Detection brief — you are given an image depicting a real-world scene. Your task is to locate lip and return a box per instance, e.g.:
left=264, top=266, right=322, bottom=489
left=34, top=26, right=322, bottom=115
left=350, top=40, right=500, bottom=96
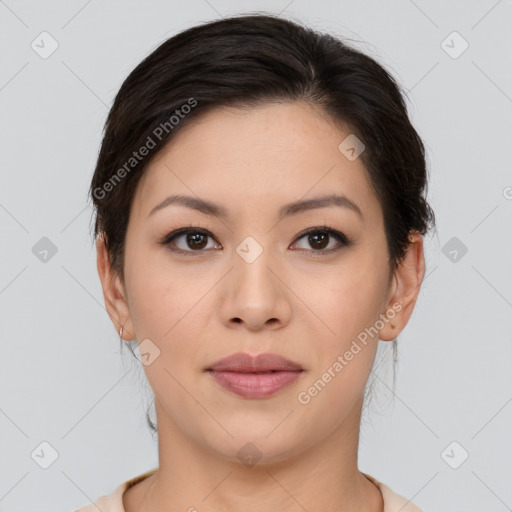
left=206, top=352, right=304, bottom=399
left=206, top=352, right=303, bottom=372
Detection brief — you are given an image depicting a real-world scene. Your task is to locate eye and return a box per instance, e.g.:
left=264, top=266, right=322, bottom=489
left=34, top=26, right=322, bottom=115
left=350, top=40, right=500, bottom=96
left=159, top=224, right=351, bottom=257
left=291, top=226, right=350, bottom=255
left=160, top=228, right=220, bottom=255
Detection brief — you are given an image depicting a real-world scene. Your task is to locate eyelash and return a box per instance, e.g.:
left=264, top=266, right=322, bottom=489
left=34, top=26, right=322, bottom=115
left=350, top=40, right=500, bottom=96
left=159, top=223, right=351, bottom=257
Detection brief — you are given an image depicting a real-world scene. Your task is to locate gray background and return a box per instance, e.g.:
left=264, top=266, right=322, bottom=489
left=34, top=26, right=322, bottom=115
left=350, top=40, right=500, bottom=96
left=1, top=0, right=511, bottom=510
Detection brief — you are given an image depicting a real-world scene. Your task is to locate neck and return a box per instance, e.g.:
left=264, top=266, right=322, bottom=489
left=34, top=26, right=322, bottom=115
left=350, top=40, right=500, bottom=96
left=125, top=397, right=383, bottom=512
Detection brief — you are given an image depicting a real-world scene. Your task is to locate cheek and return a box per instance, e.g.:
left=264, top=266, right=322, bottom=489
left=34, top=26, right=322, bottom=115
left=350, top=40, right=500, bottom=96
left=316, top=265, right=388, bottom=346
left=124, top=242, right=192, bottom=336
left=295, top=270, right=384, bottom=417
left=125, top=265, right=206, bottom=411
left=125, top=257, right=212, bottom=384
left=126, top=270, right=172, bottom=339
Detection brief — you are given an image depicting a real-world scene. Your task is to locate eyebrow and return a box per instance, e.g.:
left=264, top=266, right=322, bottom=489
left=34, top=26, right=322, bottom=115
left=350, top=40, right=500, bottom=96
left=148, top=193, right=363, bottom=220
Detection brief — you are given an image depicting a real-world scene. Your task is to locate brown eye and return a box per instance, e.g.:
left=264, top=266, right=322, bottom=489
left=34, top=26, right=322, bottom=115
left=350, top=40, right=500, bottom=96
left=308, top=231, right=329, bottom=250
left=161, top=228, right=219, bottom=254
left=185, top=232, right=209, bottom=250
left=291, top=227, right=350, bottom=254
left=160, top=226, right=350, bottom=257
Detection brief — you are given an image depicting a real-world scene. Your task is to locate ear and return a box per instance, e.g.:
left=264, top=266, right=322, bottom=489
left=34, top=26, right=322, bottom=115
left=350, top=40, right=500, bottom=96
left=379, top=231, right=425, bottom=342
left=96, top=233, right=135, bottom=340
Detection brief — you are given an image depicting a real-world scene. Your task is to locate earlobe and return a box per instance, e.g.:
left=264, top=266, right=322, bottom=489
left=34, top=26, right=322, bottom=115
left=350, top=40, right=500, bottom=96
left=96, top=233, right=135, bottom=340
left=379, top=231, right=425, bottom=342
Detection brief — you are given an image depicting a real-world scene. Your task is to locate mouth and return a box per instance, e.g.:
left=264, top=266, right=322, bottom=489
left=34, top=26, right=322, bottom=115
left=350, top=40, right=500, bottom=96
left=206, top=351, right=303, bottom=373
left=205, top=352, right=304, bottom=399
left=207, top=368, right=304, bottom=399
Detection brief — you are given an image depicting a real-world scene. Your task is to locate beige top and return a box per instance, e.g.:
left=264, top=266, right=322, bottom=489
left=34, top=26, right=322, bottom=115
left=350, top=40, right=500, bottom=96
left=75, top=468, right=423, bottom=512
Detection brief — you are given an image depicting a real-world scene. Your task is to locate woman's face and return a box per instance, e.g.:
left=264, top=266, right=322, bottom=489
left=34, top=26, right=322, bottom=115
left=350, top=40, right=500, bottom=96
left=99, top=101, right=423, bottom=464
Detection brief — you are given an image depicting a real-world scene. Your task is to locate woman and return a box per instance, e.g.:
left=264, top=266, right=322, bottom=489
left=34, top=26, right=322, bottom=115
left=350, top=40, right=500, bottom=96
left=78, top=13, right=435, bottom=512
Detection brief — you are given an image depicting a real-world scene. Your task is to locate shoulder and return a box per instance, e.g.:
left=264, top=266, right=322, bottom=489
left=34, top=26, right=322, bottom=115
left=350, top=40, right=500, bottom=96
left=74, top=481, right=128, bottom=512
left=362, top=473, right=424, bottom=512
left=74, top=468, right=158, bottom=512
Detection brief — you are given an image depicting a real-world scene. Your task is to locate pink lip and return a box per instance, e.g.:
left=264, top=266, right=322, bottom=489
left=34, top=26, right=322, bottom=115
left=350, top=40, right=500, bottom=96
left=206, top=352, right=304, bottom=399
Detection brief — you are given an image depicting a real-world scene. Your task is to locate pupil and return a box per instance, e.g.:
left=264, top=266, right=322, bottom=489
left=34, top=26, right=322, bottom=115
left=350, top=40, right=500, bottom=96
left=310, top=232, right=328, bottom=250
left=188, top=233, right=207, bottom=250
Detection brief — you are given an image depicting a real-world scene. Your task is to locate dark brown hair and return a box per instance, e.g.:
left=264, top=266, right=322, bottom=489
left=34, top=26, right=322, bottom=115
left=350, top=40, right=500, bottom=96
left=88, top=13, right=436, bottom=433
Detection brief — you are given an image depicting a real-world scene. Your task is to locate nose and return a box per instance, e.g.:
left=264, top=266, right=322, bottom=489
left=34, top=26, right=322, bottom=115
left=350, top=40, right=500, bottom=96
left=219, top=243, right=292, bottom=332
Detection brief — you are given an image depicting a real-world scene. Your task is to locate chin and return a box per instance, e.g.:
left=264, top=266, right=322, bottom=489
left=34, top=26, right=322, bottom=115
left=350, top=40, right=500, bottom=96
left=202, top=428, right=311, bottom=468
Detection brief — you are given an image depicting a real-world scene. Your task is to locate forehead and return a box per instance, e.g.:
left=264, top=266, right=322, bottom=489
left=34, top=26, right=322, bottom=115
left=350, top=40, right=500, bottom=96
left=132, top=102, right=382, bottom=224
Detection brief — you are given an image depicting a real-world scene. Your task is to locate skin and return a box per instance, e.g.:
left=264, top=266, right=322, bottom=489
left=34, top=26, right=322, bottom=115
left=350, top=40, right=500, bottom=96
left=97, top=101, right=425, bottom=512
